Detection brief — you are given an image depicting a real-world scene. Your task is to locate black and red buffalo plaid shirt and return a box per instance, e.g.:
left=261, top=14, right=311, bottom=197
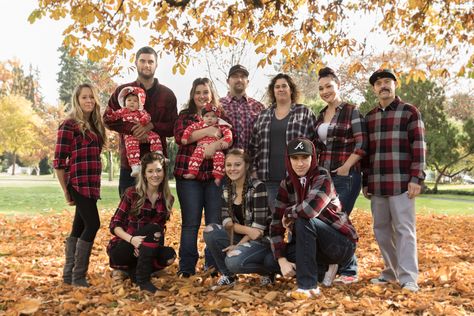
left=104, top=79, right=177, bottom=169
left=53, top=119, right=103, bottom=200
left=363, top=96, right=426, bottom=196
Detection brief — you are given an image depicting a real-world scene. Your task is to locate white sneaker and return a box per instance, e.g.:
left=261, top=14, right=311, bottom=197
left=322, top=264, right=338, bottom=287
left=287, top=287, right=321, bottom=299
left=402, top=282, right=419, bottom=292
left=130, top=165, right=141, bottom=177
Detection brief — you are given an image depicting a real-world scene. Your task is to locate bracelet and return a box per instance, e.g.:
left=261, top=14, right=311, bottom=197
left=129, top=236, right=134, bottom=244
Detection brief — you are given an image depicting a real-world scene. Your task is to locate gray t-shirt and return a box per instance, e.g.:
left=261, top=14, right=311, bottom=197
left=268, top=113, right=290, bottom=181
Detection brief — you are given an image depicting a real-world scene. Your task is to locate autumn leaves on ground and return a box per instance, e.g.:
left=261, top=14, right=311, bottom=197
left=1, top=210, right=473, bottom=315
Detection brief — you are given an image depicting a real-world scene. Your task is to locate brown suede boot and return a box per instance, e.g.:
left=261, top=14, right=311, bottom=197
left=63, top=236, right=77, bottom=284
left=72, top=239, right=93, bottom=287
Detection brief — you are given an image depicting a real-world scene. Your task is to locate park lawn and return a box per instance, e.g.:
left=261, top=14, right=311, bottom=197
left=0, top=179, right=180, bottom=215
left=354, top=193, right=474, bottom=216
left=0, top=177, right=472, bottom=215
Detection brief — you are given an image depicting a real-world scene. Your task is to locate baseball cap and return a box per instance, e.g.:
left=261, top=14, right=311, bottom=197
left=287, top=139, right=313, bottom=156
left=369, top=69, right=397, bottom=85
left=228, top=64, right=249, bottom=78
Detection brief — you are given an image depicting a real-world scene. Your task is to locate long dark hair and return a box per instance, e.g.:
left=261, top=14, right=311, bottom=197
left=318, top=67, right=340, bottom=84
left=267, top=73, right=299, bottom=104
left=183, top=77, right=220, bottom=114
left=131, top=152, right=173, bottom=216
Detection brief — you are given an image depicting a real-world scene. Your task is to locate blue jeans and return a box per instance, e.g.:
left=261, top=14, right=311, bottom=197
left=332, top=170, right=361, bottom=216
left=265, top=181, right=281, bottom=213
left=276, top=217, right=356, bottom=289
left=119, top=167, right=135, bottom=197
left=176, top=178, right=222, bottom=275
left=332, top=170, right=361, bottom=277
left=203, top=224, right=273, bottom=276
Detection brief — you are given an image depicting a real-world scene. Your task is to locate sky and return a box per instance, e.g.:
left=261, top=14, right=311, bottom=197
left=0, top=2, right=278, bottom=108
left=1, top=2, right=471, bottom=108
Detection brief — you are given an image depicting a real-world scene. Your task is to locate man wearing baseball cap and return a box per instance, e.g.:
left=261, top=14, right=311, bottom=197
left=268, top=138, right=358, bottom=299
left=220, top=64, right=264, bottom=152
left=363, top=68, right=426, bottom=292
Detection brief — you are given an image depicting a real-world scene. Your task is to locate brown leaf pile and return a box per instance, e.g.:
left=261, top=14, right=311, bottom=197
left=1, top=209, right=473, bottom=315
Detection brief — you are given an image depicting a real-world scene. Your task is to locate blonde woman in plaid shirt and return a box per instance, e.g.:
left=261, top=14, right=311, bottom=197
left=248, top=73, right=318, bottom=211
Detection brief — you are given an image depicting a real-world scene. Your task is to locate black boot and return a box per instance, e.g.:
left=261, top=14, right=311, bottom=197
left=63, top=237, right=77, bottom=284
left=72, top=239, right=93, bottom=287
left=135, top=244, right=158, bottom=293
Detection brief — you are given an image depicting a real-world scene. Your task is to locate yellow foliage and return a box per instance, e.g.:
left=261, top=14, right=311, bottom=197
left=28, top=0, right=473, bottom=78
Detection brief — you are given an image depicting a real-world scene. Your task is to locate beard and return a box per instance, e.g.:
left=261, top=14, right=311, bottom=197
left=138, top=69, right=155, bottom=80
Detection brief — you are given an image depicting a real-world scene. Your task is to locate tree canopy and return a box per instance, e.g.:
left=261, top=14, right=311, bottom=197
left=29, top=0, right=473, bottom=78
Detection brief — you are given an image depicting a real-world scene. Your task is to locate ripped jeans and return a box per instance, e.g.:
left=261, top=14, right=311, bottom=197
left=203, top=224, right=273, bottom=277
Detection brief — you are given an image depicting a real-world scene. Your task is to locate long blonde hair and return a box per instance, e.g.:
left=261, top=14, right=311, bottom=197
left=69, top=83, right=106, bottom=144
left=131, top=152, right=174, bottom=217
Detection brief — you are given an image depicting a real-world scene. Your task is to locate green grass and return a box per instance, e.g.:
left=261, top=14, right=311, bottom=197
left=0, top=175, right=472, bottom=215
left=0, top=174, right=178, bottom=215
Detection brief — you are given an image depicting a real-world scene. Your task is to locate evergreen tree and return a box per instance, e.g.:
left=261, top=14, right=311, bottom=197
left=57, top=46, right=87, bottom=110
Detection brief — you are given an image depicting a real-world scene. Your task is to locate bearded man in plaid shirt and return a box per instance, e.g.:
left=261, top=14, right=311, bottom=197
left=362, top=69, right=426, bottom=293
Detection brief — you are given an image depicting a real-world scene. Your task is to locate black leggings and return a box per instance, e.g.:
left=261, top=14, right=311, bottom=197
left=69, top=186, right=100, bottom=242
left=109, top=224, right=176, bottom=270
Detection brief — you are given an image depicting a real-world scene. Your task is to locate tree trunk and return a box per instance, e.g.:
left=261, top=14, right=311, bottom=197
left=108, top=151, right=113, bottom=181
left=11, top=152, right=16, bottom=175
left=433, top=172, right=444, bottom=193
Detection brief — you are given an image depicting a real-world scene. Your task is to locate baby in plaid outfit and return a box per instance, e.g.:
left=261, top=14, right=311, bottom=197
left=181, top=103, right=232, bottom=185
left=105, top=86, right=163, bottom=177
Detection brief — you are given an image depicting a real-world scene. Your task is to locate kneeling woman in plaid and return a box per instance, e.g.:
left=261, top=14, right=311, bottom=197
left=269, top=138, right=358, bottom=299
left=53, top=83, right=106, bottom=287
left=107, top=153, right=176, bottom=293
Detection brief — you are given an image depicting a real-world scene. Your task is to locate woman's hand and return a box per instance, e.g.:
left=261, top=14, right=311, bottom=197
left=130, top=235, right=146, bottom=256
left=278, top=257, right=296, bottom=277
left=332, top=165, right=350, bottom=176
left=64, top=190, right=75, bottom=206
left=205, top=126, right=222, bottom=138
left=247, top=227, right=263, bottom=240
left=222, top=244, right=237, bottom=253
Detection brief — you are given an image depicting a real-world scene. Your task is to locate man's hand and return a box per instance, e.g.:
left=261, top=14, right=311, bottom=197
left=203, top=142, right=218, bottom=159
left=282, top=216, right=295, bottom=230
left=132, top=123, right=153, bottom=141
left=278, top=257, right=296, bottom=277
left=407, top=182, right=421, bottom=199
left=362, top=186, right=372, bottom=200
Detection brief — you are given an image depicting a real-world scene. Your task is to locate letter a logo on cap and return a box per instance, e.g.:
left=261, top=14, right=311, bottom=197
left=294, top=142, right=304, bottom=150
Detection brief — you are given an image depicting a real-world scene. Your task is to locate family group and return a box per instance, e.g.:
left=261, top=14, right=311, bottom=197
left=54, top=46, right=425, bottom=299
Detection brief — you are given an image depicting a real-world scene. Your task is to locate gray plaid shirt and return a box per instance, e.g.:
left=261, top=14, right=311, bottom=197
left=249, top=104, right=318, bottom=181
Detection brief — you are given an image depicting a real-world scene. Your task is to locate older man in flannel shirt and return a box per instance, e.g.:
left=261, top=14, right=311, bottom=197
left=362, top=69, right=426, bottom=293
left=219, top=64, right=264, bottom=153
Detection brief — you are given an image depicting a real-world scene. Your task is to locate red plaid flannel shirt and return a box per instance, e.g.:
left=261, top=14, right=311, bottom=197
left=315, top=103, right=367, bottom=172
left=270, top=167, right=358, bottom=259
left=104, top=79, right=177, bottom=169
left=53, top=119, right=103, bottom=200
left=220, top=94, right=264, bottom=152
left=363, top=96, right=426, bottom=196
left=107, top=187, right=170, bottom=268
